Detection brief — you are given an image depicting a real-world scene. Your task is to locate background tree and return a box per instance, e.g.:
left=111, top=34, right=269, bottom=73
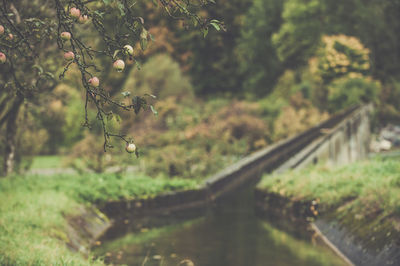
left=272, top=0, right=400, bottom=81
left=180, top=0, right=252, bottom=95
left=236, top=0, right=284, bottom=95
left=271, top=0, right=323, bottom=68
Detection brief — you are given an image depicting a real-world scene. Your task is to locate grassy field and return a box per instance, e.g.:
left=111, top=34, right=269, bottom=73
left=0, top=173, right=200, bottom=265
left=257, top=156, right=400, bottom=217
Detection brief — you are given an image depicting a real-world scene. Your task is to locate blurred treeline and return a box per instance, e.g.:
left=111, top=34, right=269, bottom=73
left=2, top=0, right=400, bottom=178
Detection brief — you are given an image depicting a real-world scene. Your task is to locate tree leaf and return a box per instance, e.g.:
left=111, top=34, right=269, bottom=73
left=202, top=28, right=208, bottom=38
left=132, top=96, right=147, bottom=114
left=144, top=93, right=157, bottom=99
left=210, top=22, right=220, bottom=31
left=132, top=96, right=141, bottom=114
left=106, top=112, right=113, bottom=121
left=140, top=38, right=148, bottom=50
left=93, top=10, right=104, bottom=18
left=135, top=61, right=141, bottom=70
left=121, top=91, right=131, bottom=97
left=150, top=105, right=158, bottom=116
left=114, top=114, right=121, bottom=122
left=32, top=65, right=43, bottom=75
left=149, top=33, right=155, bottom=41
left=113, top=49, right=120, bottom=59
left=43, top=72, right=55, bottom=79
left=117, top=2, right=125, bottom=16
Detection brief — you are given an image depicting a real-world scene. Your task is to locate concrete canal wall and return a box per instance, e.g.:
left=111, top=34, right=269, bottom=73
left=275, top=104, right=373, bottom=173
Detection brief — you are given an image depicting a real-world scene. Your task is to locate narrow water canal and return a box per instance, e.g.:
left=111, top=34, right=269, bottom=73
left=95, top=184, right=347, bottom=266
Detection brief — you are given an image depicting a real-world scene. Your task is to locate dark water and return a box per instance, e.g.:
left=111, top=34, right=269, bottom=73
left=95, top=186, right=346, bottom=266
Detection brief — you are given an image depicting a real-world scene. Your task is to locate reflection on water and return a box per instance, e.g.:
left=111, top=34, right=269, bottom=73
left=95, top=187, right=346, bottom=266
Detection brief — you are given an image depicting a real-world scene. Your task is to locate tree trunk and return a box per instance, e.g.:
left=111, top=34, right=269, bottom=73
left=2, top=100, right=22, bottom=177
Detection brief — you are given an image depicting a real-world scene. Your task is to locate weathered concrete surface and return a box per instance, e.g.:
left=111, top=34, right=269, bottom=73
left=314, top=218, right=400, bottom=266
left=102, top=188, right=208, bottom=218
left=275, top=104, right=373, bottom=173
left=66, top=206, right=111, bottom=255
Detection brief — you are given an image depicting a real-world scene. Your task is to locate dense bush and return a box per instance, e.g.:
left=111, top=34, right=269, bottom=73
left=325, top=77, right=380, bottom=112
left=273, top=93, right=329, bottom=140
left=123, top=54, right=194, bottom=100
left=378, top=80, right=400, bottom=122
left=130, top=100, right=270, bottom=179
left=311, top=35, right=379, bottom=112
left=37, top=84, right=85, bottom=153
left=315, top=35, right=371, bottom=83
left=65, top=108, right=132, bottom=173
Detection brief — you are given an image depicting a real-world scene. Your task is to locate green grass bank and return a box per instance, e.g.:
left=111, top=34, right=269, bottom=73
left=0, top=173, right=200, bottom=265
left=256, top=156, right=400, bottom=255
left=257, top=156, right=400, bottom=218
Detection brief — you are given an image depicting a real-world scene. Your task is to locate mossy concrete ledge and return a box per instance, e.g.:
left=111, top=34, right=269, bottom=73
left=255, top=188, right=400, bottom=266
left=101, top=188, right=209, bottom=217
left=66, top=206, right=111, bottom=256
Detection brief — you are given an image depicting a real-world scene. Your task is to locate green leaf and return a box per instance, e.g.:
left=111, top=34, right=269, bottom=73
left=114, top=114, right=121, bottom=122
left=140, top=38, right=148, bottom=50
left=138, top=17, right=145, bottom=25
left=113, top=49, right=120, bottom=59
left=43, top=72, right=55, bottom=79
left=93, top=11, right=104, bottom=19
left=140, top=28, right=148, bottom=50
left=32, top=65, right=43, bottom=75
left=150, top=105, right=158, bottom=116
left=121, top=91, right=131, bottom=97
left=102, top=0, right=111, bottom=4
left=106, top=112, right=113, bottom=121
left=132, top=96, right=140, bottom=114
left=152, top=0, right=158, bottom=7
left=149, top=33, right=155, bottom=41
left=210, top=22, right=220, bottom=31
left=132, top=96, right=146, bottom=114
left=117, top=2, right=125, bottom=16
left=202, top=28, right=208, bottom=38
left=135, top=61, right=141, bottom=70
left=191, top=17, right=198, bottom=27
left=144, top=93, right=157, bottom=99
left=140, top=29, right=148, bottom=39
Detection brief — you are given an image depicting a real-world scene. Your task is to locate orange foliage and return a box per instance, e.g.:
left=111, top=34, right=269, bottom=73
left=274, top=93, right=329, bottom=140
